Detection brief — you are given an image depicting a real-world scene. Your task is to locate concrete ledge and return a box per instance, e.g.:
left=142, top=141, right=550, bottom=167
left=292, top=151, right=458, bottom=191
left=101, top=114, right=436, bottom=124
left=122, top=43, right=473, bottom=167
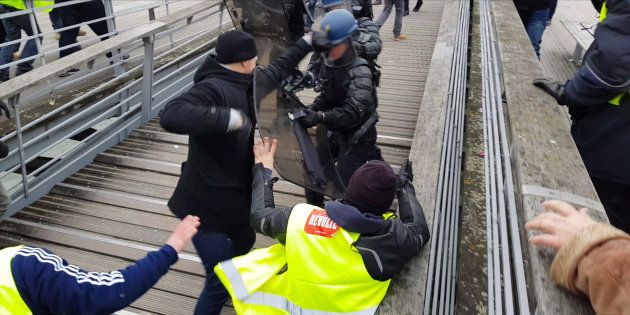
left=378, top=0, right=458, bottom=313
left=493, top=1, right=604, bottom=314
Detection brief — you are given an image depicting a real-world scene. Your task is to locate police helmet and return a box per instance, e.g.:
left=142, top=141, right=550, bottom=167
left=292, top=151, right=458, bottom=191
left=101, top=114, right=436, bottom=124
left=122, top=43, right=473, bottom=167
left=320, top=9, right=359, bottom=45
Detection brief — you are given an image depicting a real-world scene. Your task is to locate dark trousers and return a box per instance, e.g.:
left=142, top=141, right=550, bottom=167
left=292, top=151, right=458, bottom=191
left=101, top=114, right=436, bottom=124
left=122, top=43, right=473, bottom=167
left=192, top=229, right=255, bottom=315
left=591, top=177, right=630, bottom=234
left=49, top=8, right=64, bottom=30
left=0, top=7, right=40, bottom=81
left=58, top=0, right=110, bottom=59
left=517, top=8, right=549, bottom=59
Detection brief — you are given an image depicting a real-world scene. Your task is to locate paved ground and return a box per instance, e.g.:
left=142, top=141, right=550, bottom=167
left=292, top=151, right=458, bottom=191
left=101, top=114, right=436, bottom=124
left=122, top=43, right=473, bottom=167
left=0, top=2, right=446, bottom=314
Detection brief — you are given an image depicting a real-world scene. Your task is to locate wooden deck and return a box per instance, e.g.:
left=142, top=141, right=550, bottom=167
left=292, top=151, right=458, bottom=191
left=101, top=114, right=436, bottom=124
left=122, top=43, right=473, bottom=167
left=0, top=2, right=446, bottom=314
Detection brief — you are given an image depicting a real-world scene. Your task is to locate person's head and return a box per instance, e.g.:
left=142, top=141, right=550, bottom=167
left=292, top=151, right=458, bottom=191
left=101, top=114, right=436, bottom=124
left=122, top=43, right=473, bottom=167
left=319, top=9, right=358, bottom=62
left=343, top=160, right=397, bottom=216
left=215, top=30, right=258, bottom=74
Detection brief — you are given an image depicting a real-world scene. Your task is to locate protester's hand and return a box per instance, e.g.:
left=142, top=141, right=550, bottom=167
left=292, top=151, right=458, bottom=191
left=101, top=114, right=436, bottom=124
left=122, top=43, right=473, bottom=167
left=166, top=215, right=200, bottom=253
left=227, top=109, right=251, bottom=133
left=300, top=109, right=324, bottom=128
left=0, top=99, right=10, bottom=119
left=397, top=159, right=413, bottom=189
left=254, top=137, right=277, bottom=170
left=312, top=30, right=332, bottom=53
left=302, top=32, right=313, bottom=46
left=525, top=200, right=596, bottom=250
left=533, top=78, right=566, bottom=105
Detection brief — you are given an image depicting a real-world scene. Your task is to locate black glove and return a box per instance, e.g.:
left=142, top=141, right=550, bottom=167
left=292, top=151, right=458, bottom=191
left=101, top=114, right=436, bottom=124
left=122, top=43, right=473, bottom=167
left=533, top=78, right=567, bottom=105
left=0, top=99, right=10, bottom=119
left=397, top=159, right=413, bottom=190
left=300, top=109, right=324, bottom=128
left=312, top=31, right=332, bottom=53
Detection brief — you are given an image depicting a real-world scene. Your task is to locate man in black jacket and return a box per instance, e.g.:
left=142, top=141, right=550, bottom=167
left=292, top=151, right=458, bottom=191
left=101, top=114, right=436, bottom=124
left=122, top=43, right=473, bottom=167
left=533, top=0, right=630, bottom=232
left=159, top=30, right=314, bottom=315
left=250, top=137, right=429, bottom=281
left=513, top=0, right=552, bottom=59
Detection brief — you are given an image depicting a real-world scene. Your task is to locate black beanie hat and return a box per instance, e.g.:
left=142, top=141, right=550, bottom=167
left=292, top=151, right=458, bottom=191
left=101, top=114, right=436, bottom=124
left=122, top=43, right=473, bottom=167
left=215, top=30, right=258, bottom=64
left=344, top=160, right=397, bottom=216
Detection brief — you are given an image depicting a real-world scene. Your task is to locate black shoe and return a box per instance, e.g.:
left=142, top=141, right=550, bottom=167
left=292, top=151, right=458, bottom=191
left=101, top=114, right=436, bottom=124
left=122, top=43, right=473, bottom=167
left=58, top=68, right=79, bottom=78
left=403, top=10, right=409, bottom=16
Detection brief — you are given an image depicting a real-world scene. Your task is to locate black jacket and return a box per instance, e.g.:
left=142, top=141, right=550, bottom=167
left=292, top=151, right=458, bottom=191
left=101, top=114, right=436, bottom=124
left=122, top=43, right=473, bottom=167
left=160, top=39, right=312, bottom=240
left=250, top=164, right=430, bottom=281
left=513, top=0, right=552, bottom=11
left=310, top=48, right=376, bottom=137
left=563, top=0, right=630, bottom=184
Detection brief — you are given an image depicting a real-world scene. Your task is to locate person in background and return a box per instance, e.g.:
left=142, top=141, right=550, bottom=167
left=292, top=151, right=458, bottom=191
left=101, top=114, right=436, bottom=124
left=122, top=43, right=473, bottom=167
left=0, top=0, right=52, bottom=82
left=526, top=200, right=630, bottom=314
left=513, top=0, right=552, bottom=59
left=0, top=99, right=9, bottom=212
left=375, top=0, right=406, bottom=41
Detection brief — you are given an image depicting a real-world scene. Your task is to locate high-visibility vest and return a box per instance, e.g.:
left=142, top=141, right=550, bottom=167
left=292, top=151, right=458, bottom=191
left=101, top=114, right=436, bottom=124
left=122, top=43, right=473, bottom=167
left=0, top=0, right=54, bottom=12
left=598, top=2, right=629, bottom=106
left=0, top=246, right=32, bottom=315
left=215, top=203, right=391, bottom=314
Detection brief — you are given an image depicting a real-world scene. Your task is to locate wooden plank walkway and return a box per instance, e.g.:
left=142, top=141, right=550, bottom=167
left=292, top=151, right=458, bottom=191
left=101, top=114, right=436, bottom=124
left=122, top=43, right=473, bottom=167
left=0, top=2, right=445, bottom=314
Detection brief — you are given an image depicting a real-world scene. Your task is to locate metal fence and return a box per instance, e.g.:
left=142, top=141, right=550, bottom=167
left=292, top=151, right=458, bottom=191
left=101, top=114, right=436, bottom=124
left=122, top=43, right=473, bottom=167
left=0, top=0, right=232, bottom=217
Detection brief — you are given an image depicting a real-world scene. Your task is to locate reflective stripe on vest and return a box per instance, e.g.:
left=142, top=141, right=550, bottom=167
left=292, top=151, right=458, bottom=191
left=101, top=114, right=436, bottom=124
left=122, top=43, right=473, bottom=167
left=0, top=0, right=53, bottom=12
left=215, top=203, right=390, bottom=314
left=0, top=246, right=32, bottom=315
left=598, top=2, right=629, bottom=106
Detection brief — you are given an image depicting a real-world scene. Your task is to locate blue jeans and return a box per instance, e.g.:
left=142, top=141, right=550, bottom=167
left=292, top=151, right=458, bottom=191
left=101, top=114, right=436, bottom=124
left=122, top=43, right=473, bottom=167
left=0, top=9, right=39, bottom=81
left=517, top=8, right=549, bottom=59
left=375, top=0, right=404, bottom=37
left=192, top=230, right=254, bottom=315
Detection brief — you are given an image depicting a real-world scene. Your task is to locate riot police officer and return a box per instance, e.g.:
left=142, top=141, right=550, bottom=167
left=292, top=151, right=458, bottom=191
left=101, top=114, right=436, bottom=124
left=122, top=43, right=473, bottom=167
left=301, top=9, right=383, bottom=204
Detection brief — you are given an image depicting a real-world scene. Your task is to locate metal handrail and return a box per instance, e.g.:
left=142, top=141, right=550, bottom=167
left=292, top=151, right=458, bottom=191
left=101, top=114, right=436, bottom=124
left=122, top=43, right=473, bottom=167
left=0, top=1, right=225, bottom=218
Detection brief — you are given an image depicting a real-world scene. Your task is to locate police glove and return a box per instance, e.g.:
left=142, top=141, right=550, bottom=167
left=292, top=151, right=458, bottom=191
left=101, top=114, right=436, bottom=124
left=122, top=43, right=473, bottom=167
left=397, top=159, right=413, bottom=190
left=227, top=109, right=252, bottom=133
left=312, top=31, right=332, bottom=53
left=0, top=99, right=10, bottom=119
left=300, top=109, right=324, bottom=128
left=533, top=78, right=567, bottom=105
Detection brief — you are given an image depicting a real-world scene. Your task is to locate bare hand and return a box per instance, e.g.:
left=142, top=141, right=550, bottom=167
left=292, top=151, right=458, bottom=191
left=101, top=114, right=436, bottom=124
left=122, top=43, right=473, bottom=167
left=253, top=137, right=277, bottom=170
left=166, top=215, right=200, bottom=253
left=525, top=200, right=596, bottom=250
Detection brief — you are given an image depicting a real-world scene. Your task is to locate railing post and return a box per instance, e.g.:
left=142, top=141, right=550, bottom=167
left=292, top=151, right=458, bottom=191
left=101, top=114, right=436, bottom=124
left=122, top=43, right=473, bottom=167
left=10, top=95, right=29, bottom=198
left=164, top=0, right=174, bottom=48
left=102, top=0, right=125, bottom=76
left=142, top=36, right=155, bottom=122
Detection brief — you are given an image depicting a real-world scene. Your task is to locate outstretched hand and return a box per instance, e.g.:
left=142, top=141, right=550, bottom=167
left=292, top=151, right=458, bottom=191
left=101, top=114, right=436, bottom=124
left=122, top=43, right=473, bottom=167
left=525, top=200, right=596, bottom=251
left=254, top=137, right=277, bottom=170
left=166, top=215, right=200, bottom=253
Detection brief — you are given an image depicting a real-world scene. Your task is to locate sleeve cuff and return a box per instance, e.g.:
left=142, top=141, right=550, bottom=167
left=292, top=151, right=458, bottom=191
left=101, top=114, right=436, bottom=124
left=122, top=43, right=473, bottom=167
left=550, top=223, right=630, bottom=293
left=161, top=244, right=179, bottom=265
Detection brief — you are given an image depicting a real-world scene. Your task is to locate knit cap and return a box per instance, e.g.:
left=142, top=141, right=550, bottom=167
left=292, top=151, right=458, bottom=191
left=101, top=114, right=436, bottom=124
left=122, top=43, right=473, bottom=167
left=215, top=30, right=258, bottom=64
left=343, top=160, right=397, bottom=215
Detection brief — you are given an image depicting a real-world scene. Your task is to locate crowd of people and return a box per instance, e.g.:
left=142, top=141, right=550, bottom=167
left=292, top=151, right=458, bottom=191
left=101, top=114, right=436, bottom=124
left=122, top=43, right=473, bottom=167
left=0, top=0, right=628, bottom=314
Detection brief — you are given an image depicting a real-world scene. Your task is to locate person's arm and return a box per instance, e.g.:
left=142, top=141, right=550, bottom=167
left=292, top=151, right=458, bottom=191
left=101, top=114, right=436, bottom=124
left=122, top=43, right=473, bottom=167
left=526, top=200, right=630, bottom=314
left=320, top=63, right=374, bottom=131
left=250, top=138, right=293, bottom=244
left=263, top=36, right=313, bottom=84
left=13, top=216, right=200, bottom=315
left=159, top=81, right=241, bottom=135
left=562, top=0, right=630, bottom=107
left=395, top=160, right=430, bottom=255
left=0, top=182, right=10, bottom=211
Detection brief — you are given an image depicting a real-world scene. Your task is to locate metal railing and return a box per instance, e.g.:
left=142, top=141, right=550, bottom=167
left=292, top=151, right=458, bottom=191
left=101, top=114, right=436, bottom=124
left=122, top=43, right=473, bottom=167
left=0, top=0, right=232, bottom=217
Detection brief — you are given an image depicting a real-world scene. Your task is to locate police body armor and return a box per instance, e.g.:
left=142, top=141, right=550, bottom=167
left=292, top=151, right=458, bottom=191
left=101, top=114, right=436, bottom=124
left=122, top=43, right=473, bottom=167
left=214, top=204, right=390, bottom=314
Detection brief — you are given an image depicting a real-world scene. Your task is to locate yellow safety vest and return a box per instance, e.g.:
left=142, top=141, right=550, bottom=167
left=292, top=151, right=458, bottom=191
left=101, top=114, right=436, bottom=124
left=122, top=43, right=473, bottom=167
left=215, top=203, right=391, bottom=314
left=0, top=0, right=54, bottom=12
left=0, top=246, right=32, bottom=315
left=598, top=2, right=629, bottom=106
